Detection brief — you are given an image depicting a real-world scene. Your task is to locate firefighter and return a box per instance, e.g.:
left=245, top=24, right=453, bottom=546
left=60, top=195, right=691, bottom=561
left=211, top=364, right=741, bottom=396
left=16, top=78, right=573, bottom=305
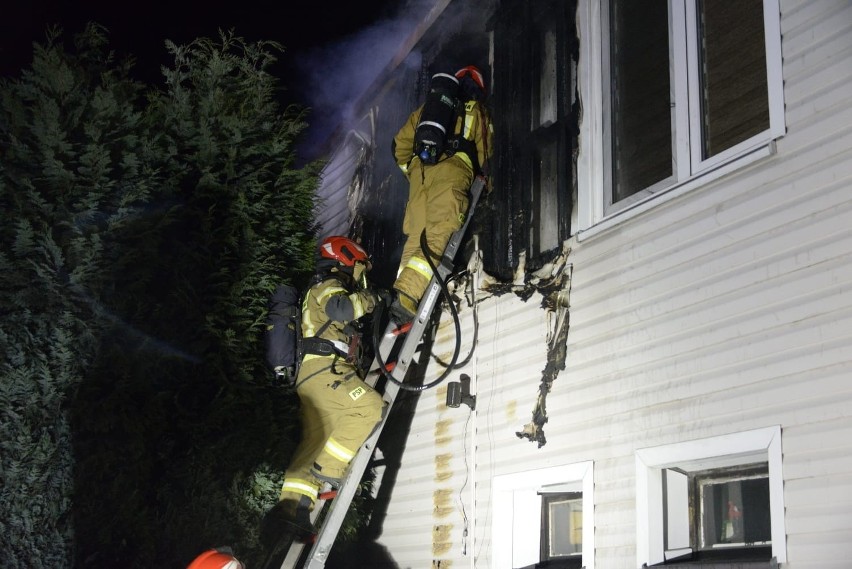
left=389, top=65, right=493, bottom=323
left=187, top=548, right=244, bottom=569
left=262, top=236, right=386, bottom=544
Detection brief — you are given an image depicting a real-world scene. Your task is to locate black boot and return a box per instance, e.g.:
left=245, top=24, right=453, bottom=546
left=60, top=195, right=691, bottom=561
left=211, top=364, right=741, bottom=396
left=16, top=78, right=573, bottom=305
left=261, top=498, right=316, bottom=547
left=389, top=290, right=417, bottom=325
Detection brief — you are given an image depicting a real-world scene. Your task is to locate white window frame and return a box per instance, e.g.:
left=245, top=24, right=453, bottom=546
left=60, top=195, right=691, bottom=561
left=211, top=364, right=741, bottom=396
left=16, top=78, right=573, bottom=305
left=492, top=461, right=595, bottom=569
left=635, top=426, right=787, bottom=567
left=575, top=0, right=785, bottom=240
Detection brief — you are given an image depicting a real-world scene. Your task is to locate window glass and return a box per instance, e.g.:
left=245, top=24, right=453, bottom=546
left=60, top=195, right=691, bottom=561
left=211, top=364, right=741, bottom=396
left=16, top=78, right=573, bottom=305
left=535, top=141, right=561, bottom=254
left=491, top=0, right=574, bottom=277
left=698, top=473, right=772, bottom=549
left=699, top=0, right=769, bottom=158
left=664, top=469, right=690, bottom=551
left=530, top=3, right=572, bottom=262
left=538, top=29, right=559, bottom=128
left=609, top=0, right=672, bottom=202
left=663, top=463, right=772, bottom=561
left=544, top=494, right=583, bottom=557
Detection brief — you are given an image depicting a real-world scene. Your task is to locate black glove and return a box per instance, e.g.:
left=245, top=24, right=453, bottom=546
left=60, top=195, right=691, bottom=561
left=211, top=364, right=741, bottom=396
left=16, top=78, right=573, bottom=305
left=372, top=288, right=392, bottom=306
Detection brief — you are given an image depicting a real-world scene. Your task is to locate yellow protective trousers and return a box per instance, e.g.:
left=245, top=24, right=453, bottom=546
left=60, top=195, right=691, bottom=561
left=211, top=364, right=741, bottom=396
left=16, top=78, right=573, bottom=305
left=393, top=154, right=473, bottom=303
left=279, top=355, right=384, bottom=507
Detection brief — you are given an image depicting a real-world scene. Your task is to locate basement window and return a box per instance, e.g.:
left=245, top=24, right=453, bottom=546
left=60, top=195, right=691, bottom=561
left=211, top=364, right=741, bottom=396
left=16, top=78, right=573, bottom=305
left=662, top=464, right=772, bottom=565
left=492, top=462, right=594, bottom=569
left=636, top=426, right=786, bottom=567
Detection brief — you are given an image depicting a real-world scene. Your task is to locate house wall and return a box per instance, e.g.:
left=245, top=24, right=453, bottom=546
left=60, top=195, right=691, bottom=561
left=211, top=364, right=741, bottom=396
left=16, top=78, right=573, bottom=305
left=369, top=0, right=852, bottom=568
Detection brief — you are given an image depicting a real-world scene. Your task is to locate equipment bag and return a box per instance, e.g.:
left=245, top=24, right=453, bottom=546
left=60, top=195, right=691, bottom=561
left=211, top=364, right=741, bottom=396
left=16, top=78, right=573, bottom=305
left=264, top=284, right=302, bottom=384
left=414, top=72, right=461, bottom=164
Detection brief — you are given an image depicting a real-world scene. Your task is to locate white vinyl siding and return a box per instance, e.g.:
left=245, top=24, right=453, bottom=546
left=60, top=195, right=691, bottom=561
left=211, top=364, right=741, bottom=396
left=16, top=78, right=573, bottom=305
left=334, top=0, right=852, bottom=568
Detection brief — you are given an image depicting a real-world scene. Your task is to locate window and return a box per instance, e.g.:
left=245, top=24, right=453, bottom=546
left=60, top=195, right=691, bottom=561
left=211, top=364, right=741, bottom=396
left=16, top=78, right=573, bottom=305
left=577, top=0, right=784, bottom=229
left=529, top=9, right=573, bottom=259
left=492, top=462, right=594, bottom=569
left=489, top=0, right=575, bottom=279
left=695, top=466, right=772, bottom=551
left=663, top=463, right=773, bottom=564
left=540, top=488, right=583, bottom=568
left=636, top=426, right=786, bottom=567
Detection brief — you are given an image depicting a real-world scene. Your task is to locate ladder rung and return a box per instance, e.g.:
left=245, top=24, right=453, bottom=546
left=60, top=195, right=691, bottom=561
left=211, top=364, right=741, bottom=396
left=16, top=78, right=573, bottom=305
left=393, top=322, right=412, bottom=335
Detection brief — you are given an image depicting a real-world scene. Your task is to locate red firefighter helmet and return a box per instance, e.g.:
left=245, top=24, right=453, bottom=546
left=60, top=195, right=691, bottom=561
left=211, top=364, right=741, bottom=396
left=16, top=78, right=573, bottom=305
left=319, top=236, right=370, bottom=268
left=186, top=548, right=244, bottom=569
left=455, top=65, right=486, bottom=95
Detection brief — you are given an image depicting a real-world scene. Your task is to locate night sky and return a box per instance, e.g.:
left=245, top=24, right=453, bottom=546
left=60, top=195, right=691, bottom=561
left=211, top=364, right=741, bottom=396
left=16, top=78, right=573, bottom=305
left=1, top=1, right=398, bottom=79
left=1, top=0, right=421, bottom=159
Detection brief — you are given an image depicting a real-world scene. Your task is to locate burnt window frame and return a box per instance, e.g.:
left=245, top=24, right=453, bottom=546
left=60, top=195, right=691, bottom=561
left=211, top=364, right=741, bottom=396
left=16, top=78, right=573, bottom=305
left=488, top=0, right=577, bottom=280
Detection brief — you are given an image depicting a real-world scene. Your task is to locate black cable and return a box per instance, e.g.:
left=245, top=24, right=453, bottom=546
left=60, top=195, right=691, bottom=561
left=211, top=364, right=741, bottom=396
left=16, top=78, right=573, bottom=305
left=433, top=268, right=478, bottom=369
left=371, top=229, right=462, bottom=392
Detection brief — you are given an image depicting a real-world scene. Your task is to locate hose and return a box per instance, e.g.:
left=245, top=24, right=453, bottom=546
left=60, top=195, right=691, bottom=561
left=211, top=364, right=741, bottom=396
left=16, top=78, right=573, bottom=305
left=371, top=229, right=463, bottom=391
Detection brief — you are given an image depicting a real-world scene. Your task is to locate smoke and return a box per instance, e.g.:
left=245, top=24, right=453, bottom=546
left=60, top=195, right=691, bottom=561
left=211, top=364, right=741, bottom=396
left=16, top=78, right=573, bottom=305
left=292, top=0, right=439, bottom=162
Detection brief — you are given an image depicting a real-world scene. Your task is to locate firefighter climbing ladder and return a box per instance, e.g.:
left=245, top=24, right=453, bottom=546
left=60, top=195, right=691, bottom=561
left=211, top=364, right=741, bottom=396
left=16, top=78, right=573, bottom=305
left=274, top=176, right=486, bottom=569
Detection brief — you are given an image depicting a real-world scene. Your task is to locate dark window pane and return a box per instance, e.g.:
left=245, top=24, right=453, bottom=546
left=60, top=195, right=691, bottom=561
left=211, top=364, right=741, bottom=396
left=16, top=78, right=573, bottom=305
left=700, top=0, right=770, bottom=157
left=610, top=0, right=672, bottom=201
left=701, top=477, right=771, bottom=548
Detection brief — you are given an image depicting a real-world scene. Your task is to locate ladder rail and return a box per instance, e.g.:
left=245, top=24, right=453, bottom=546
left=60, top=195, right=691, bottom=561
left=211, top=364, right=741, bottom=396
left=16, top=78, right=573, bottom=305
left=280, top=175, right=486, bottom=569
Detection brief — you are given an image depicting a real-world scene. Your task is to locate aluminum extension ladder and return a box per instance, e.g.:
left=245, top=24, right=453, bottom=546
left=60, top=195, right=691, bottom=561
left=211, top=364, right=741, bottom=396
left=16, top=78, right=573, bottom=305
left=275, top=176, right=486, bottom=569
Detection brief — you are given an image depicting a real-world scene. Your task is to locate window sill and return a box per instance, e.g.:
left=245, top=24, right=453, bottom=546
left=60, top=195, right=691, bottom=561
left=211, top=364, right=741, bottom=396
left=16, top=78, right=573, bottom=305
left=517, top=560, right=583, bottom=569
left=659, top=562, right=774, bottom=569
left=576, top=141, right=776, bottom=243
left=651, top=547, right=776, bottom=569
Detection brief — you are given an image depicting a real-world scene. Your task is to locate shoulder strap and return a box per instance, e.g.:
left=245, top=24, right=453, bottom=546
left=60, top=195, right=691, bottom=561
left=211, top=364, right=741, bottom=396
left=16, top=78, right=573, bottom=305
left=300, top=276, right=345, bottom=357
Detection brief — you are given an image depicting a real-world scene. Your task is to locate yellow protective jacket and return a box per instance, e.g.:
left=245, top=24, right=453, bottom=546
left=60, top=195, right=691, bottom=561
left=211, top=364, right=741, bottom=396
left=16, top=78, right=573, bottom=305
left=297, top=271, right=377, bottom=381
left=393, top=99, right=493, bottom=179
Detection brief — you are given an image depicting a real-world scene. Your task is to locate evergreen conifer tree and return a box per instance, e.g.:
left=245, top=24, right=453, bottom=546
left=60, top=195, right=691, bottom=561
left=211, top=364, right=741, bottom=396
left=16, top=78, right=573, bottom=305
left=0, top=23, right=159, bottom=568
left=1, top=25, right=323, bottom=568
